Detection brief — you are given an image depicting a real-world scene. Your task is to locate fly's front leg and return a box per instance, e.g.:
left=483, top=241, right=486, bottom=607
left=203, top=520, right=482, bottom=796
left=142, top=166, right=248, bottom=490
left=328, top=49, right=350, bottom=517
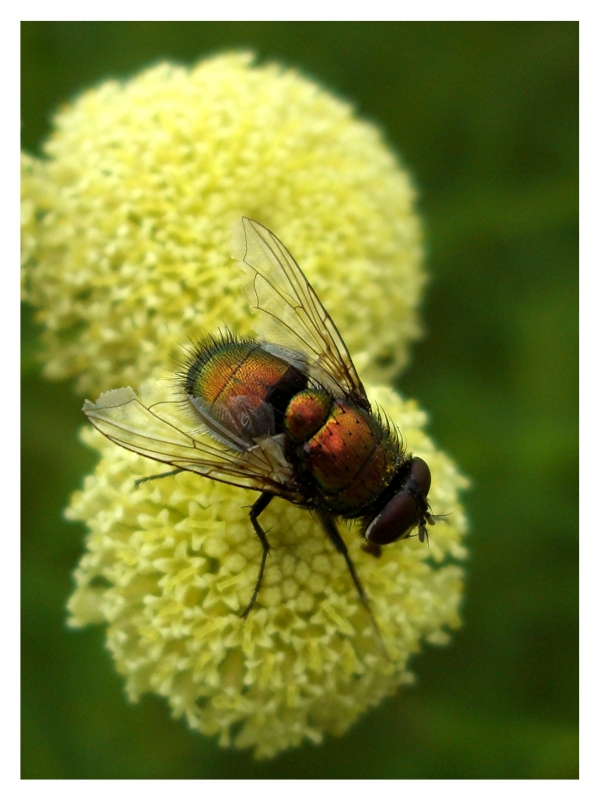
left=317, top=510, right=389, bottom=659
left=317, top=511, right=369, bottom=606
left=240, top=492, right=274, bottom=619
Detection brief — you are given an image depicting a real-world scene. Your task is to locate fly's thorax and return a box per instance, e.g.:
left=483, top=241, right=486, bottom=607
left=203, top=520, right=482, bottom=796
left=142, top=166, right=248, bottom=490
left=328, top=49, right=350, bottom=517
left=284, top=389, right=333, bottom=443
left=297, top=398, right=402, bottom=517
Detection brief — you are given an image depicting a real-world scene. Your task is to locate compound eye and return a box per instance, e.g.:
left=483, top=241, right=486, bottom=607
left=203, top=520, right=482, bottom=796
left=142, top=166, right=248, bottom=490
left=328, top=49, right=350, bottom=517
left=411, top=457, right=431, bottom=497
left=365, top=491, right=418, bottom=545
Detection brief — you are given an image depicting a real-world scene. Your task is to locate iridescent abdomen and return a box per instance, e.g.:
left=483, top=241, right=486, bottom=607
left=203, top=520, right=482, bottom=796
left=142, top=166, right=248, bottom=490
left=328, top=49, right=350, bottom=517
left=185, top=339, right=307, bottom=442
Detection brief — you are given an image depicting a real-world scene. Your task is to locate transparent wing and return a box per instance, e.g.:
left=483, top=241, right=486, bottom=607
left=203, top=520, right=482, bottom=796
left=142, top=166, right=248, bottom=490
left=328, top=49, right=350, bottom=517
left=232, top=218, right=370, bottom=409
left=83, top=388, right=301, bottom=499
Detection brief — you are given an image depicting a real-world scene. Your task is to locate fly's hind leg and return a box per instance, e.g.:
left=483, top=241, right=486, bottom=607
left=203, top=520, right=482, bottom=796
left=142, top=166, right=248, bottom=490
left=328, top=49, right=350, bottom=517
left=240, top=492, right=274, bottom=619
left=135, top=468, right=184, bottom=487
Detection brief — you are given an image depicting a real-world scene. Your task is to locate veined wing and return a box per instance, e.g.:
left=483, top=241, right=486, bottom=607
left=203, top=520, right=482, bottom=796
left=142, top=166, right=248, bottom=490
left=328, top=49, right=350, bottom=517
left=83, top=388, right=300, bottom=499
left=232, top=218, right=370, bottom=409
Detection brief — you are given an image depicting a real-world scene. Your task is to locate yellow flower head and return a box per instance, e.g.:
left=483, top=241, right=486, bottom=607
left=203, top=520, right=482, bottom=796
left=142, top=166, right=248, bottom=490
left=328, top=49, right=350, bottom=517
left=21, top=52, right=425, bottom=395
left=67, top=383, right=467, bottom=759
left=23, top=53, right=468, bottom=759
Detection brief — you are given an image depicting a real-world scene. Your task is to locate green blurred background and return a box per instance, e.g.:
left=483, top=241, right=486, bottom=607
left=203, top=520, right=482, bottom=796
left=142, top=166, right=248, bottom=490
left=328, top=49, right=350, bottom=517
left=21, top=22, right=578, bottom=779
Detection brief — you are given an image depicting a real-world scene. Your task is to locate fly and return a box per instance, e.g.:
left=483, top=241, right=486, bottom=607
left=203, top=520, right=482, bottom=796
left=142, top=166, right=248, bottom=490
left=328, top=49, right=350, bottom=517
left=84, top=218, right=436, bottom=641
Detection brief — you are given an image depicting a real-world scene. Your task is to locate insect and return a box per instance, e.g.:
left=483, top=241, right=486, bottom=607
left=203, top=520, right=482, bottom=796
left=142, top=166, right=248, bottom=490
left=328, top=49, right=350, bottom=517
left=84, top=218, right=435, bottom=631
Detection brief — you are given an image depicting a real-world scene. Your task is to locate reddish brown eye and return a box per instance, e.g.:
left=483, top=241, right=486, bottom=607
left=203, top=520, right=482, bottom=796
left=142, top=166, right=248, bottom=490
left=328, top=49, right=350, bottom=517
left=366, top=491, right=419, bottom=545
left=364, top=457, right=432, bottom=546
left=410, top=457, right=431, bottom=496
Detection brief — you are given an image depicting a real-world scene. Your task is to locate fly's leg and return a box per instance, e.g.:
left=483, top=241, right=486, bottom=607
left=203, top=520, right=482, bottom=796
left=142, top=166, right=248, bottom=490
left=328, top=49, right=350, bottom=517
left=318, top=511, right=369, bottom=604
left=135, top=469, right=184, bottom=487
left=240, top=492, right=274, bottom=619
left=317, top=511, right=389, bottom=659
